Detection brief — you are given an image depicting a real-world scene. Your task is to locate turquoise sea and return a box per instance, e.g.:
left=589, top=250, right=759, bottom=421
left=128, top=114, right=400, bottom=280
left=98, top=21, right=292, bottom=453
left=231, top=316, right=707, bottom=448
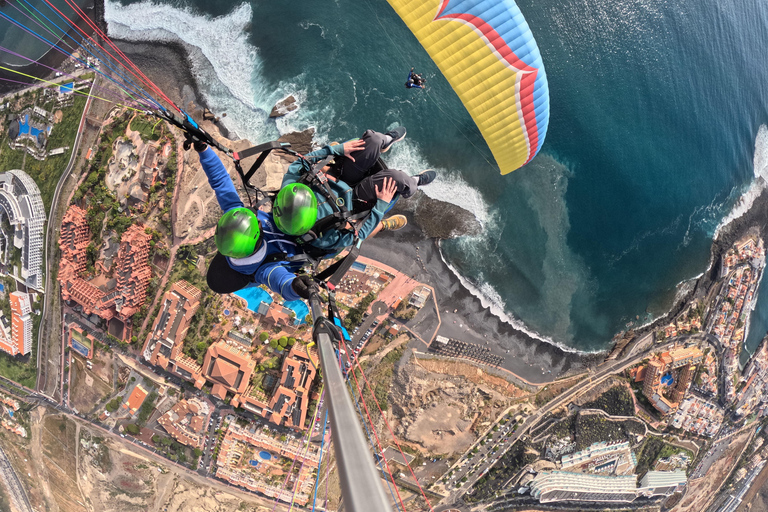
left=101, top=0, right=768, bottom=353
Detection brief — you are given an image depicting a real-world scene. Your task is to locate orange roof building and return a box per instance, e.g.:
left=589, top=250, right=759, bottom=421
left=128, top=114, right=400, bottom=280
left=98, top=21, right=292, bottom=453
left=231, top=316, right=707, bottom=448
left=58, top=205, right=90, bottom=277
left=233, top=345, right=318, bottom=431
left=123, top=384, right=149, bottom=415
left=59, top=220, right=152, bottom=323
left=157, top=398, right=211, bottom=449
left=3, top=292, right=33, bottom=356
left=113, top=224, right=152, bottom=318
left=642, top=346, right=704, bottom=415
left=202, top=341, right=255, bottom=400
left=215, top=423, right=320, bottom=505
left=143, top=281, right=202, bottom=369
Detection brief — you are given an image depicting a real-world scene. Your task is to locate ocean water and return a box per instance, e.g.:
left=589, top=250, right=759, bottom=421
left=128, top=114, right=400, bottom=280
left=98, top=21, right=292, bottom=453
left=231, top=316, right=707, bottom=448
left=0, top=0, right=91, bottom=66
left=102, top=0, right=768, bottom=353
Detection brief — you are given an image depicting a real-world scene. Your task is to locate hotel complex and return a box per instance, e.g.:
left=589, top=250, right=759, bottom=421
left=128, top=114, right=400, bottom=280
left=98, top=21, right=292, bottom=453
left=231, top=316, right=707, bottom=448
left=0, top=170, right=46, bottom=290
left=0, top=291, right=33, bottom=357
left=59, top=205, right=153, bottom=327
left=641, top=346, right=704, bottom=415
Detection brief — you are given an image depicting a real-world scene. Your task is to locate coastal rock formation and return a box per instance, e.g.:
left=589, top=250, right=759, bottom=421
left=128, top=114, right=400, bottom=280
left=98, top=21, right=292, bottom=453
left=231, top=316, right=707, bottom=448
left=269, top=95, right=299, bottom=118
left=394, top=191, right=482, bottom=239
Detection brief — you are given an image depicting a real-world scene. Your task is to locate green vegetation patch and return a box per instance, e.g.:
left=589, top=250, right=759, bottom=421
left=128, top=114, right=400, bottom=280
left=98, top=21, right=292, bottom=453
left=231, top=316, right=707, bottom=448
left=580, top=385, right=635, bottom=417
left=25, top=91, right=90, bottom=211
left=466, top=440, right=540, bottom=502
left=129, top=114, right=165, bottom=142
left=635, top=435, right=693, bottom=477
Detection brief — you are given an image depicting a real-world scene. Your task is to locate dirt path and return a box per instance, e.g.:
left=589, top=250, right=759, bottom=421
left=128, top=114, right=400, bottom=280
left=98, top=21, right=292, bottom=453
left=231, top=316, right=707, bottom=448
left=674, top=428, right=754, bottom=512
left=28, top=409, right=57, bottom=512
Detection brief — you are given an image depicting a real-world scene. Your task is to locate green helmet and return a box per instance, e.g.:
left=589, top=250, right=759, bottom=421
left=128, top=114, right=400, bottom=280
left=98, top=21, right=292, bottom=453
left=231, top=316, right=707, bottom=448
left=273, top=183, right=318, bottom=236
left=215, top=207, right=262, bottom=258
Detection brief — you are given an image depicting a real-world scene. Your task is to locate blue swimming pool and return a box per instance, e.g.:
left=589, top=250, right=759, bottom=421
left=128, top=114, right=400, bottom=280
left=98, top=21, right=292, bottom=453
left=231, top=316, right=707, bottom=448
left=234, top=286, right=273, bottom=312
left=18, top=114, right=42, bottom=137
left=284, top=300, right=309, bottom=325
left=259, top=451, right=272, bottom=461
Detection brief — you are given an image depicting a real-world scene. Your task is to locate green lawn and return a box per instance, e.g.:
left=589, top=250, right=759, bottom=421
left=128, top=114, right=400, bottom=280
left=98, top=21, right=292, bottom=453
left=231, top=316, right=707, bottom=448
left=0, top=353, right=36, bottom=388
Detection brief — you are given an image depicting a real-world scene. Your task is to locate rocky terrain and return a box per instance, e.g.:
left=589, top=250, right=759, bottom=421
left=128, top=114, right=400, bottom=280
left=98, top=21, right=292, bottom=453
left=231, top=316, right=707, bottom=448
left=0, top=407, right=281, bottom=512
left=389, top=356, right=525, bottom=455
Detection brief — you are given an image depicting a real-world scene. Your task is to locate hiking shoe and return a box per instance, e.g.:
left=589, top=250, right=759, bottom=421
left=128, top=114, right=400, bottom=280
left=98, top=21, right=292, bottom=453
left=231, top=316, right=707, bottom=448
left=381, top=215, right=407, bottom=231
left=416, top=169, right=436, bottom=187
left=382, top=126, right=407, bottom=152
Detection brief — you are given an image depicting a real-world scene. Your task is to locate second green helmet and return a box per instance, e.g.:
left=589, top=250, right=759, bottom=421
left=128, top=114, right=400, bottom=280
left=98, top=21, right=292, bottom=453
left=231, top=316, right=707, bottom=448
left=273, top=183, right=318, bottom=236
left=215, top=207, right=261, bottom=258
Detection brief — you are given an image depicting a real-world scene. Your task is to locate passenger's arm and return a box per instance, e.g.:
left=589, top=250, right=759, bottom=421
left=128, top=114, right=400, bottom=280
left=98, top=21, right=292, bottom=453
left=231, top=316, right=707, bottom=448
left=254, top=262, right=301, bottom=301
left=198, top=147, right=243, bottom=212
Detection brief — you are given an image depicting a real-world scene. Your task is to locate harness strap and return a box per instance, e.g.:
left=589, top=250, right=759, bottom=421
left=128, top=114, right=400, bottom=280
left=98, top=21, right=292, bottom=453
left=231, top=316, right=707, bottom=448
left=315, top=239, right=362, bottom=286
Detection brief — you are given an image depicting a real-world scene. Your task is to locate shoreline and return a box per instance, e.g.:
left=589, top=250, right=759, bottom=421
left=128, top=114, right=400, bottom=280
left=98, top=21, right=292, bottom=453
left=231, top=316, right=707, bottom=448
left=0, top=0, right=97, bottom=95
left=108, top=21, right=768, bottom=385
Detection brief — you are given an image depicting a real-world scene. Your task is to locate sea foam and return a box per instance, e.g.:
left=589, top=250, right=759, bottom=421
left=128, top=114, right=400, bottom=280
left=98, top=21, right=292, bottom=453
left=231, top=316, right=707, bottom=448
left=715, top=124, right=768, bottom=237
left=104, top=0, right=278, bottom=141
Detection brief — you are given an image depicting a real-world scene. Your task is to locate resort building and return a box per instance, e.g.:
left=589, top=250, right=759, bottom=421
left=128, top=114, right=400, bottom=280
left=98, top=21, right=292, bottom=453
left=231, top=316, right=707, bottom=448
left=233, top=345, right=318, bottom=431
left=7, top=291, right=32, bottom=356
left=560, top=440, right=635, bottom=475
left=529, top=471, right=638, bottom=503
left=157, top=398, right=211, bottom=449
left=0, top=170, right=46, bottom=290
left=638, top=470, right=687, bottom=497
left=642, top=346, right=704, bottom=415
left=215, top=422, right=320, bottom=506
left=58, top=205, right=90, bottom=279
left=203, top=341, right=256, bottom=401
left=142, top=281, right=202, bottom=368
left=59, top=221, right=152, bottom=325
left=123, top=384, right=149, bottom=416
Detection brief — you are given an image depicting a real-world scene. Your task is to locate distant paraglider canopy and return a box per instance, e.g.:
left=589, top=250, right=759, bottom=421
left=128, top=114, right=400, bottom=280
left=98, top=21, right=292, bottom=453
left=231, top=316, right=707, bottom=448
left=387, top=0, right=550, bottom=174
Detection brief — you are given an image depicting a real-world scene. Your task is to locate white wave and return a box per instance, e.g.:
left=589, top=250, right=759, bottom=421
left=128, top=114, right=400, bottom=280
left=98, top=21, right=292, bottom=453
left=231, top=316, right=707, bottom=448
left=715, top=124, right=768, bottom=236
left=104, top=0, right=279, bottom=141
left=437, top=241, right=604, bottom=356
left=383, top=139, right=491, bottom=226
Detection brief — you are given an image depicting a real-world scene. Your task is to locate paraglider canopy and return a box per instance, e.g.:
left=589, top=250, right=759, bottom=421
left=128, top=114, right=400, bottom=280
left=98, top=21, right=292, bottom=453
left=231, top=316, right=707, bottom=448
left=387, top=0, right=550, bottom=174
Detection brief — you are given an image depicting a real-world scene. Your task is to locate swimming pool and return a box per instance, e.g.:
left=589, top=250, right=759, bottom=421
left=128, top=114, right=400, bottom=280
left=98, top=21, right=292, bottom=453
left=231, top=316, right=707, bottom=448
left=234, top=286, right=273, bottom=312
left=284, top=300, right=309, bottom=325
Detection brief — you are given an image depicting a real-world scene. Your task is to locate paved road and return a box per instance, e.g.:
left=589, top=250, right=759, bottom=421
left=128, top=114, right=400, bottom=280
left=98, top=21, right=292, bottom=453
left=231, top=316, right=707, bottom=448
left=36, top=77, right=96, bottom=399
left=0, top=444, right=32, bottom=512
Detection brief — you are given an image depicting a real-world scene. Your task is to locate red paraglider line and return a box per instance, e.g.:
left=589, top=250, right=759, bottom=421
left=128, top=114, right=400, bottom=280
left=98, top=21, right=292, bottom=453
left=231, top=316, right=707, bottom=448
left=340, top=339, right=435, bottom=512
left=61, top=0, right=180, bottom=111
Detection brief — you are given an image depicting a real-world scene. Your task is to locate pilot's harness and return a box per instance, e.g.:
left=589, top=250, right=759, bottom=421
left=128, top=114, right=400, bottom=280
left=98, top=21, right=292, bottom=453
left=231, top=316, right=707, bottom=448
left=154, top=108, right=369, bottom=288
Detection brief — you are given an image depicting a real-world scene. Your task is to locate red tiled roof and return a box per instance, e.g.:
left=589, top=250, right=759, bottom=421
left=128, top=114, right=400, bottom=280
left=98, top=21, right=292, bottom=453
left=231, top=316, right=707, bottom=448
left=211, top=359, right=239, bottom=387
left=124, top=385, right=148, bottom=414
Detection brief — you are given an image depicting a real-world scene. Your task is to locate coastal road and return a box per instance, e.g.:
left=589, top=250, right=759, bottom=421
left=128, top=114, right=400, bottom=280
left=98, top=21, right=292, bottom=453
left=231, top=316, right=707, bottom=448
left=36, top=78, right=96, bottom=400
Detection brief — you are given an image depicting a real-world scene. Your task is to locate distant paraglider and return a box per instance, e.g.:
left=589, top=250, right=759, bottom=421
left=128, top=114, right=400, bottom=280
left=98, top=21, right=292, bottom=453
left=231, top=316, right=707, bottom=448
left=386, top=0, right=550, bottom=174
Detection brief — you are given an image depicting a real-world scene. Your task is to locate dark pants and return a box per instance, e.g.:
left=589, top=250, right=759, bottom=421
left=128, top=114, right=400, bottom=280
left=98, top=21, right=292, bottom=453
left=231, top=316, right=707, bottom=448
left=338, top=130, right=419, bottom=206
left=206, top=252, right=251, bottom=294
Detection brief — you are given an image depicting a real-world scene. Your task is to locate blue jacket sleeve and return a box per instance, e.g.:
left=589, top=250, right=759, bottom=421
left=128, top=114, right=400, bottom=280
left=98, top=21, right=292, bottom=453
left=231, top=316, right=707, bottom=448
left=198, top=147, right=244, bottom=212
left=282, top=144, right=346, bottom=187
left=253, top=262, right=301, bottom=301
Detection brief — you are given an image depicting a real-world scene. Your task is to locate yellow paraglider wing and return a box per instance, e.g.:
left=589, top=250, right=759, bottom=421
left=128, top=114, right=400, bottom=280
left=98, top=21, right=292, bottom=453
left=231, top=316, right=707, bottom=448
left=387, top=0, right=550, bottom=174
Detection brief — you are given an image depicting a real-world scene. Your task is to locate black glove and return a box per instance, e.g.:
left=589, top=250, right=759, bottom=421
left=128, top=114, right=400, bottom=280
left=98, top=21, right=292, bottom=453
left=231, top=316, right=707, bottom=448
left=183, top=133, right=208, bottom=152
left=291, top=275, right=315, bottom=300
